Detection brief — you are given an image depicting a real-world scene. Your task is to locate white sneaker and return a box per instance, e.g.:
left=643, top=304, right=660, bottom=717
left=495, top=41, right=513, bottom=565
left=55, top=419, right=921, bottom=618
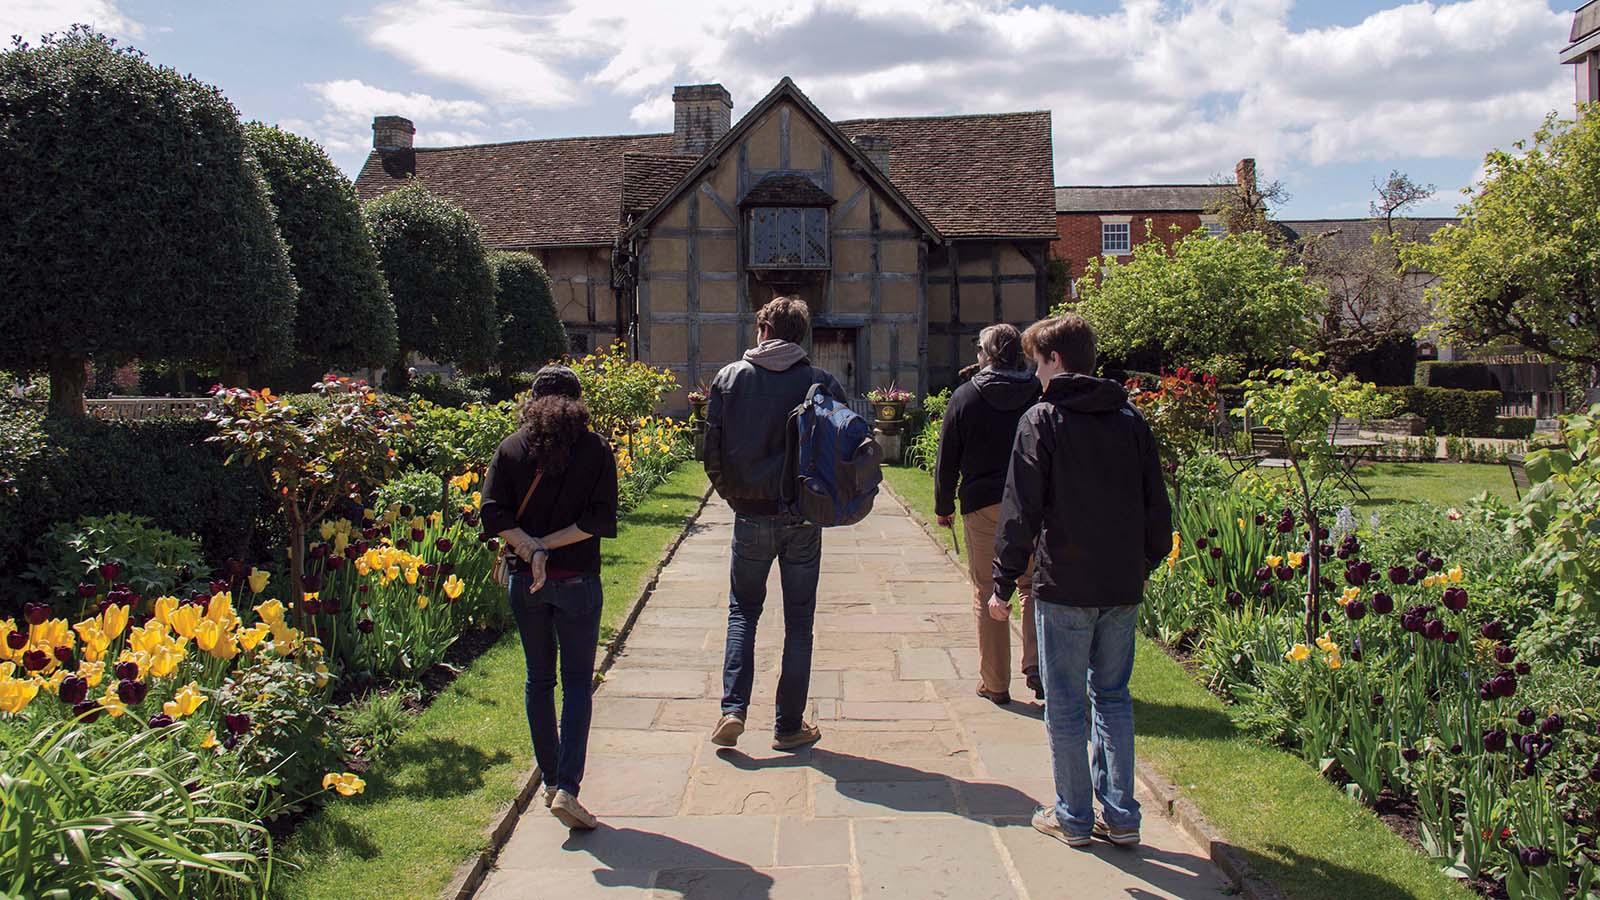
left=550, top=789, right=597, bottom=830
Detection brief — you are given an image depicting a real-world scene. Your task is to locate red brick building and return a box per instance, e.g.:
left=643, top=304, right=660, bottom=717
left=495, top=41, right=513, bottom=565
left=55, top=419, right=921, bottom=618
left=1051, top=159, right=1256, bottom=291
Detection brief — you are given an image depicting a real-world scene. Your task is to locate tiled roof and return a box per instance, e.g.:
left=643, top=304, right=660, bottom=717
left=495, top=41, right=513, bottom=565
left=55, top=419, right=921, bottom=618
left=354, top=133, right=675, bottom=248
left=1054, top=184, right=1229, bottom=213
left=836, top=112, right=1057, bottom=239
left=1279, top=218, right=1458, bottom=254
left=620, top=152, right=698, bottom=221
left=1572, top=0, right=1600, bottom=43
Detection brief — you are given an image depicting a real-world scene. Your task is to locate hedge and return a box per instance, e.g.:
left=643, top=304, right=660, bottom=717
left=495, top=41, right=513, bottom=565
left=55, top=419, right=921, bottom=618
left=1415, top=361, right=1497, bottom=391
left=1494, top=416, right=1537, bottom=439
left=1377, top=386, right=1501, bottom=436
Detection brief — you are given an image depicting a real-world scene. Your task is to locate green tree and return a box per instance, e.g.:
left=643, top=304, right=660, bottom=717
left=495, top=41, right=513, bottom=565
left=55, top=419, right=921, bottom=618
left=364, top=183, right=498, bottom=390
left=1066, top=228, right=1319, bottom=381
left=246, top=124, right=397, bottom=372
left=488, top=251, right=568, bottom=375
left=1405, top=111, right=1600, bottom=372
left=0, top=28, right=297, bottom=417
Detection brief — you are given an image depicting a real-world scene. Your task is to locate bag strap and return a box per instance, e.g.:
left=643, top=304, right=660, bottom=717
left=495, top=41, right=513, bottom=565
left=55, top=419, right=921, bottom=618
left=514, top=470, right=544, bottom=521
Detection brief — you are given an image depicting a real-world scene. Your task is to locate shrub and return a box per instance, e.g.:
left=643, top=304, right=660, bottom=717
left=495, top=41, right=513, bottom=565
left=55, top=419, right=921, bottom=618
left=1496, top=416, right=1537, bottom=439
left=1515, top=403, right=1600, bottom=623
left=1416, top=361, right=1496, bottom=391
left=1378, top=386, right=1500, bottom=436
left=408, top=373, right=488, bottom=409
left=0, top=28, right=296, bottom=417
left=463, top=371, right=535, bottom=404
left=570, top=342, right=678, bottom=438
left=29, top=513, right=206, bottom=610
left=905, top=389, right=950, bottom=472
left=212, top=654, right=338, bottom=801
left=371, top=468, right=462, bottom=519
left=489, top=251, right=568, bottom=375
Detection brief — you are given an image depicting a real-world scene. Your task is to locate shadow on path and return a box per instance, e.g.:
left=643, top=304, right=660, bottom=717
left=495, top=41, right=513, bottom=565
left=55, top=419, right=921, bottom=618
left=563, top=825, right=776, bottom=898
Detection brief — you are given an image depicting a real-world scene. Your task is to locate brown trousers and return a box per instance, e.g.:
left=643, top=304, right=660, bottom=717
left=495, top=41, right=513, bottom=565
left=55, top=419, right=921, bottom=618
left=962, top=503, right=1037, bottom=693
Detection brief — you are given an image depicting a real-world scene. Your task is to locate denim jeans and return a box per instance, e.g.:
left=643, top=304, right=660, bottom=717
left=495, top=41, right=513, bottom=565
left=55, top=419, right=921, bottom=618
left=1034, top=601, right=1141, bottom=836
left=721, top=513, right=822, bottom=736
left=510, top=572, right=603, bottom=796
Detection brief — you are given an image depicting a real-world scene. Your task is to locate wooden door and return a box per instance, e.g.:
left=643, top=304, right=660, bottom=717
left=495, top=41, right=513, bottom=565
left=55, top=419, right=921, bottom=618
left=811, top=328, right=857, bottom=397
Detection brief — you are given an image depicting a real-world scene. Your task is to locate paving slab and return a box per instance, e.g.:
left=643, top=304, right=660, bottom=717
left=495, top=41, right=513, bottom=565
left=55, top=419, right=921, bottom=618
left=475, top=493, right=1224, bottom=900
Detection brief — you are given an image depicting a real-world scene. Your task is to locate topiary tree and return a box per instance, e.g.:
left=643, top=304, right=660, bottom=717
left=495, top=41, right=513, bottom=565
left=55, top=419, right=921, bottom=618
left=364, top=183, right=498, bottom=390
left=246, top=123, right=397, bottom=373
left=1067, top=227, right=1320, bottom=382
left=0, top=28, right=297, bottom=417
left=489, top=251, right=568, bottom=376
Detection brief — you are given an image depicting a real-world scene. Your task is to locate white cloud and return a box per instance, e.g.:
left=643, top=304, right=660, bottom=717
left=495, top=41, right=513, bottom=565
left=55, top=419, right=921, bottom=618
left=331, top=0, right=1570, bottom=194
left=1, top=0, right=141, bottom=41
left=281, top=79, right=489, bottom=161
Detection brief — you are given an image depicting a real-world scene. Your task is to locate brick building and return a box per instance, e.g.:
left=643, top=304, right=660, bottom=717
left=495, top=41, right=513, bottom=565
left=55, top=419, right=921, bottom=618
left=354, top=78, right=1056, bottom=406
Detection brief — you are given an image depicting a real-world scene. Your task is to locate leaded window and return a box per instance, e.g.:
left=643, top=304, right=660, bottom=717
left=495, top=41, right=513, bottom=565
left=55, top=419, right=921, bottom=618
left=749, top=207, right=829, bottom=268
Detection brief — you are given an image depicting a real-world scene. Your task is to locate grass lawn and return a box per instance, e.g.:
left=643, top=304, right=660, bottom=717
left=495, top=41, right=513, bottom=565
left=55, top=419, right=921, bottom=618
left=271, top=466, right=710, bottom=900
left=884, top=463, right=1474, bottom=900
left=1348, top=461, right=1517, bottom=509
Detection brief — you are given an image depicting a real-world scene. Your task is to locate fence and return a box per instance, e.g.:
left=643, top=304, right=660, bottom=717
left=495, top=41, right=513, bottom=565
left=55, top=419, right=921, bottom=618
left=86, top=396, right=213, bottom=422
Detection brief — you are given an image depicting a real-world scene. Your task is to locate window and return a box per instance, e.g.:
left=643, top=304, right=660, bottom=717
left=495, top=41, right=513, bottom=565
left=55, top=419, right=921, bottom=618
left=1101, top=222, right=1131, bottom=255
left=1204, top=220, right=1227, bottom=240
left=749, top=207, right=829, bottom=268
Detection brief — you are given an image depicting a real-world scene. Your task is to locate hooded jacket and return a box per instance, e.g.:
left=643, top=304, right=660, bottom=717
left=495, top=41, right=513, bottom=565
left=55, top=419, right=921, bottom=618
left=992, top=374, right=1172, bottom=608
left=933, top=368, right=1041, bottom=517
left=704, top=341, right=847, bottom=516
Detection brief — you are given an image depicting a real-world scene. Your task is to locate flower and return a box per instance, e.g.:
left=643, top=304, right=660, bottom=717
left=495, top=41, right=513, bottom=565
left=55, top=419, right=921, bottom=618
left=443, top=574, right=465, bottom=601
left=201, top=730, right=218, bottom=750
left=96, top=686, right=127, bottom=718
left=0, top=667, right=40, bottom=714
left=417, top=594, right=429, bottom=610
left=248, top=568, right=270, bottom=593
left=322, top=772, right=366, bottom=797
left=1285, top=643, right=1311, bottom=663
left=1338, top=587, right=1360, bottom=607
left=162, top=682, right=207, bottom=720
left=254, top=599, right=286, bottom=625
left=238, top=623, right=270, bottom=652
left=224, top=712, right=252, bottom=735
left=153, top=595, right=179, bottom=626
left=1287, top=551, right=1305, bottom=569
left=1266, top=555, right=1283, bottom=568
left=168, top=604, right=202, bottom=640
left=1447, top=565, right=1464, bottom=584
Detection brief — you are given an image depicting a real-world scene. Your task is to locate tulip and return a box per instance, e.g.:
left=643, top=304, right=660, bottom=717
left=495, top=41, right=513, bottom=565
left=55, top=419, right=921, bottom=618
left=114, top=660, right=139, bottom=681
left=1258, top=582, right=1274, bottom=598
left=117, top=679, right=148, bottom=705
left=1495, top=645, right=1516, bottom=665
left=1195, top=537, right=1209, bottom=550
left=301, top=573, right=323, bottom=593
left=1225, top=591, right=1244, bottom=610
left=1539, top=714, right=1564, bottom=735
left=1209, top=547, right=1222, bottom=560
left=1427, top=557, right=1443, bottom=572
left=72, top=700, right=101, bottom=723
left=1275, top=565, right=1294, bottom=582
left=77, top=582, right=98, bottom=599
left=22, top=649, right=48, bottom=672
left=1443, top=630, right=1459, bottom=644
left=1388, top=566, right=1409, bottom=585
left=322, top=772, right=366, bottom=797
left=1401, top=747, right=1420, bottom=763
left=1481, top=621, right=1505, bottom=640
left=1254, top=567, right=1271, bottom=581
left=224, top=712, right=252, bottom=735
left=98, top=562, right=122, bottom=581
left=1442, top=587, right=1468, bottom=612
left=327, top=556, right=345, bottom=571
left=1415, top=550, right=1430, bottom=563
left=358, top=618, right=375, bottom=634
left=411, top=528, right=425, bottom=542
left=1515, top=661, right=1531, bottom=676
left=1517, top=707, right=1537, bottom=727
left=148, top=713, right=175, bottom=729
left=1370, top=693, right=1383, bottom=707
left=248, top=568, right=270, bottom=593
left=1518, top=847, right=1551, bottom=868
left=420, top=563, right=438, bottom=579
left=440, top=563, right=456, bottom=576
left=1284, top=643, right=1311, bottom=663
left=4, top=630, right=25, bottom=651
left=310, top=543, right=329, bottom=560
left=1345, top=600, right=1366, bottom=621
left=1422, top=620, right=1445, bottom=641
left=1483, top=729, right=1508, bottom=752
left=1491, top=671, right=1518, bottom=699
left=1253, top=513, right=1266, bottom=527
left=23, top=602, right=48, bottom=626
left=1449, top=743, right=1461, bottom=754
left=58, top=675, right=88, bottom=705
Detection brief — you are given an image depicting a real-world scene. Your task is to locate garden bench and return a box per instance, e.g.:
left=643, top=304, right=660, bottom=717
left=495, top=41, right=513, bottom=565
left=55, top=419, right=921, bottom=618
left=1249, top=428, right=1293, bottom=468
left=1507, top=452, right=1532, bottom=500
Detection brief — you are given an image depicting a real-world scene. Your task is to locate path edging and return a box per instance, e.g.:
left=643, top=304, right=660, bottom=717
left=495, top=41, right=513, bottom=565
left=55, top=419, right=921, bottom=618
left=882, top=474, right=1283, bottom=900
left=443, top=482, right=716, bottom=900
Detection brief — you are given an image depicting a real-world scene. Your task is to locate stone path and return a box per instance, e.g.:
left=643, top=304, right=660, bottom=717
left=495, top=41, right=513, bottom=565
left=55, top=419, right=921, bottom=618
left=476, top=494, right=1228, bottom=899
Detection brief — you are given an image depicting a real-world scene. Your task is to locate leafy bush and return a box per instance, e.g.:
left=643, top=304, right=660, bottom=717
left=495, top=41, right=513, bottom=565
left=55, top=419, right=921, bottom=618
left=30, top=513, right=206, bottom=609
left=1416, top=361, right=1496, bottom=391
left=1514, top=403, right=1600, bottom=624
left=570, top=341, right=677, bottom=438
left=463, top=371, right=535, bottom=404
left=905, top=389, right=950, bottom=472
left=371, top=468, right=459, bottom=519
left=401, top=399, right=517, bottom=481
left=489, top=251, right=567, bottom=375
left=247, top=123, right=397, bottom=371
left=1497, top=417, right=1537, bottom=439
left=1378, top=386, right=1501, bottom=436
left=407, top=373, right=488, bottom=409
left=212, top=654, right=338, bottom=801
left=0, top=28, right=296, bottom=416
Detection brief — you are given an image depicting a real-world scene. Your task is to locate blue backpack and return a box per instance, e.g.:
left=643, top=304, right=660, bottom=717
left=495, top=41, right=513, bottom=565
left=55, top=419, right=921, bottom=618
left=782, top=383, right=883, bottom=527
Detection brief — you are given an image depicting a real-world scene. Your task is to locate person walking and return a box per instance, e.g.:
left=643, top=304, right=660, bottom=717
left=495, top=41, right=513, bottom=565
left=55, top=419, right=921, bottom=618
left=482, top=365, right=619, bottom=831
left=989, top=314, right=1172, bottom=849
left=704, top=295, right=848, bottom=752
left=934, top=324, right=1042, bottom=704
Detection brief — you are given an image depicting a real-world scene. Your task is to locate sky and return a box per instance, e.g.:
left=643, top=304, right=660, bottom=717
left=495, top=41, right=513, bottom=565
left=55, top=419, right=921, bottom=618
left=4, top=0, right=1581, bottom=219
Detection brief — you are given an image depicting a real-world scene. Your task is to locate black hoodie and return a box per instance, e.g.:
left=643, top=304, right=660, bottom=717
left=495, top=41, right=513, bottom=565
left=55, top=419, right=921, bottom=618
left=934, top=368, right=1041, bottom=517
left=992, top=373, right=1172, bottom=608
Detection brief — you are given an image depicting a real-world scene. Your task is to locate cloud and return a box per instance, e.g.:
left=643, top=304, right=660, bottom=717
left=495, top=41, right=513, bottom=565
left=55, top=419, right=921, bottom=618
left=1, top=0, right=141, bottom=41
left=334, top=0, right=1570, bottom=194
left=282, top=79, right=489, bottom=161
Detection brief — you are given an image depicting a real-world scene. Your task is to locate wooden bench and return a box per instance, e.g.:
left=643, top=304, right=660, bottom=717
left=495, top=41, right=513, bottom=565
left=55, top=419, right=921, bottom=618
left=1507, top=453, right=1532, bottom=500
left=1250, top=428, right=1293, bottom=468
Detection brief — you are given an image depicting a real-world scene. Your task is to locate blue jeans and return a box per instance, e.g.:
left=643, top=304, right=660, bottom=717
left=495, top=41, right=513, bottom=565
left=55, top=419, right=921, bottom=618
left=510, top=572, right=602, bottom=796
left=721, top=513, right=822, bottom=736
left=1035, top=601, right=1141, bottom=836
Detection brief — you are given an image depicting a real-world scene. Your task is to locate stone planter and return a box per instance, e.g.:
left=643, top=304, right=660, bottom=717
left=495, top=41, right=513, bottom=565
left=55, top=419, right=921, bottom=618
left=872, top=400, right=908, bottom=436
left=688, top=398, right=708, bottom=424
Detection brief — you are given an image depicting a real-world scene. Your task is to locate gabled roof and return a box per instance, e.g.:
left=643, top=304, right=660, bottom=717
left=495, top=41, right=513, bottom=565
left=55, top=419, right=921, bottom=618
left=621, top=152, right=699, bottom=221
left=1562, top=0, right=1600, bottom=62
left=354, top=133, right=676, bottom=248
left=1279, top=217, right=1459, bottom=254
left=836, top=112, right=1056, bottom=239
left=1054, top=184, right=1229, bottom=214
left=628, top=78, right=942, bottom=242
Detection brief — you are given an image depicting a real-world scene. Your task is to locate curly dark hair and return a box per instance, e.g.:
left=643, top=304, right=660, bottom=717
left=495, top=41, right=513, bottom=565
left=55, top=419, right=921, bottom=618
left=518, top=394, right=591, bottom=475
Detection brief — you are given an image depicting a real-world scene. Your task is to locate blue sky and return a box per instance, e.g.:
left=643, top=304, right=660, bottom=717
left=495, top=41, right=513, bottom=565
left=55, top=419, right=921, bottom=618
left=7, top=0, right=1579, bottom=219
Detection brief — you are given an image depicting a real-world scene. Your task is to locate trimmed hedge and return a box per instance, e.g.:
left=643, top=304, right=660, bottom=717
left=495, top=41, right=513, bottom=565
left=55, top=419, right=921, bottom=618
left=1415, top=361, right=1497, bottom=391
left=1377, top=386, right=1501, bottom=436
left=1495, top=416, right=1537, bottom=439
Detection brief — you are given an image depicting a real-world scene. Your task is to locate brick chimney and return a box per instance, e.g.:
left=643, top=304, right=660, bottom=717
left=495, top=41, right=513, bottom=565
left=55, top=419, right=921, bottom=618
left=1235, top=157, right=1257, bottom=190
left=373, top=115, right=415, bottom=151
left=852, top=134, right=891, bottom=174
left=672, top=84, right=732, bottom=156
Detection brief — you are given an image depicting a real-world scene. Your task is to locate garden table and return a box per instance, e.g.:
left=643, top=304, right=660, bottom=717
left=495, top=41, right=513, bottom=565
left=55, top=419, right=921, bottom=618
left=1331, top=436, right=1384, bottom=498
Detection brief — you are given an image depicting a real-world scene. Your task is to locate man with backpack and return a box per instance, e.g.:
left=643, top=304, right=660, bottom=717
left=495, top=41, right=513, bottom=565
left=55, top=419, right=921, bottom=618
left=990, top=313, right=1171, bottom=849
left=704, top=295, right=849, bottom=751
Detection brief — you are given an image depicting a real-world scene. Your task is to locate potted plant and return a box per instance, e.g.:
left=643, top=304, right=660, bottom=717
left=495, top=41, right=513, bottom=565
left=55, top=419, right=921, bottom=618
left=687, top=382, right=710, bottom=425
left=867, top=383, right=913, bottom=435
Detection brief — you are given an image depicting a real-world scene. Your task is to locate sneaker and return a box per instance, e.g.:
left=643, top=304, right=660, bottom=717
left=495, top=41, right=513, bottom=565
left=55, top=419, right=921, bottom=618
left=772, top=722, right=822, bottom=751
left=550, top=789, right=598, bottom=830
left=1025, top=670, right=1045, bottom=701
left=977, top=687, right=1012, bottom=705
left=541, top=784, right=557, bottom=808
left=1033, top=806, right=1092, bottom=848
left=1094, top=818, right=1140, bottom=847
left=711, top=713, right=746, bottom=747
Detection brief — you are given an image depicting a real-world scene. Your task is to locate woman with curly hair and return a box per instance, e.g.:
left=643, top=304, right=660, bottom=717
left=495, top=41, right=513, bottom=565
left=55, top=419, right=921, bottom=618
left=481, top=365, right=618, bottom=831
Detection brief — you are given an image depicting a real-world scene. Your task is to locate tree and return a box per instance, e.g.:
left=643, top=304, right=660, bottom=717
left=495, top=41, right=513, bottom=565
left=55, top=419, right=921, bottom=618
left=1066, top=228, right=1320, bottom=381
left=488, top=251, right=568, bottom=375
left=1207, top=168, right=1291, bottom=247
left=0, top=29, right=297, bottom=417
left=364, top=183, right=498, bottom=390
left=246, top=124, right=398, bottom=372
left=1405, top=111, right=1600, bottom=374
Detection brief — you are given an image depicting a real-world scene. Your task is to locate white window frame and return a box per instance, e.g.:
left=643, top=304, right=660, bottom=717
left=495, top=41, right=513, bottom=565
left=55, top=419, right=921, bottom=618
left=1201, top=214, right=1227, bottom=240
left=1099, top=215, right=1132, bottom=256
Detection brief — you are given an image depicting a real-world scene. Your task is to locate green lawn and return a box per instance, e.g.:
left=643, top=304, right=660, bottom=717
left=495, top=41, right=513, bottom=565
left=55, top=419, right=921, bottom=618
left=884, top=464, right=1474, bottom=900
left=272, top=466, right=710, bottom=900
left=1348, top=461, right=1516, bottom=509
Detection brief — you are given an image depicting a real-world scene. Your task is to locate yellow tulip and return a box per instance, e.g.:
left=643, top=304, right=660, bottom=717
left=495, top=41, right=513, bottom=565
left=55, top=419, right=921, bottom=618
left=148, top=642, right=186, bottom=678
left=201, top=730, right=219, bottom=750
left=254, top=599, right=286, bottom=625
left=334, top=533, right=349, bottom=556
left=1266, top=555, right=1283, bottom=568
left=404, top=567, right=419, bottom=586
left=428, top=510, right=443, bottom=527
left=1448, top=565, right=1464, bottom=584
left=128, top=621, right=167, bottom=657
left=1338, top=587, right=1360, bottom=607
left=195, top=619, right=220, bottom=652
left=30, top=618, right=72, bottom=652
left=315, top=662, right=330, bottom=688
left=100, top=603, right=129, bottom=640
left=355, top=557, right=372, bottom=576
left=1315, top=635, right=1338, bottom=654
left=76, top=660, right=105, bottom=688
left=96, top=687, right=127, bottom=718
left=410, top=516, right=425, bottom=531
left=417, top=594, right=429, bottom=610
left=384, top=565, right=401, bottom=583
left=0, top=621, right=16, bottom=662
left=154, top=595, right=179, bottom=626
left=1284, top=643, right=1311, bottom=663
left=168, top=604, right=202, bottom=640
left=206, top=592, right=238, bottom=629
left=1422, top=574, right=1438, bottom=589
left=208, top=633, right=239, bottom=661
left=0, top=675, right=40, bottom=714
left=162, top=682, right=207, bottom=719
left=248, top=568, right=271, bottom=593
left=1325, top=650, right=1343, bottom=670
left=443, top=575, right=465, bottom=600
left=319, top=521, right=337, bottom=541
left=322, top=772, right=366, bottom=797
left=239, top=623, right=271, bottom=652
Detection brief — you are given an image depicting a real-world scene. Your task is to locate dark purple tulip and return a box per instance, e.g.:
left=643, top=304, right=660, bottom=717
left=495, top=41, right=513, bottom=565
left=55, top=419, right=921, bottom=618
left=1254, top=513, right=1266, bottom=527
left=1412, top=564, right=1429, bottom=580
left=1373, top=593, right=1395, bottom=615
left=358, top=618, right=375, bottom=634
left=1206, top=527, right=1218, bottom=538
left=1345, top=599, right=1367, bottom=621
left=1209, top=546, right=1223, bottom=560
left=394, top=539, right=409, bottom=550
left=1518, top=847, right=1552, bottom=868
left=345, top=544, right=362, bottom=560
left=1316, top=527, right=1329, bottom=540
left=1226, top=591, right=1244, bottom=610
left=1423, top=620, right=1446, bottom=641
left=362, top=527, right=379, bottom=540
left=72, top=701, right=101, bottom=723
left=22, top=649, right=48, bottom=672
left=486, top=539, right=499, bottom=554
left=1349, top=643, right=1363, bottom=662
left=1401, top=747, right=1420, bottom=763
left=77, top=582, right=98, bottom=599
left=1481, top=621, right=1505, bottom=640
left=301, top=573, right=323, bottom=593
left=1519, top=733, right=1541, bottom=757
left=53, top=646, right=72, bottom=664
left=1590, top=766, right=1600, bottom=782
left=1275, top=565, right=1294, bottom=581
left=440, top=562, right=456, bottom=576
left=309, top=543, right=330, bottom=560
left=1540, top=715, right=1564, bottom=735
left=1442, top=588, right=1468, bottom=612
left=209, top=579, right=230, bottom=595
left=1427, top=557, right=1443, bottom=572
left=190, top=591, right=211, bottom=604
left=1483, top=729, right=1508, bottom=751
left=358, top=583, right=370, bottom=594
left=117, top=679, right=148, bottom=705
left=1336, top=547, right=1351, bottom=560
left=148, top=713, right=175, bottom=729
left=1205, top=577, right=1218, bottom=588
left=322, top=600, right=341, bottom=616
left=1388, top=565, right=1409, bottom=585
left=1254, top=566, right=1271, bottom=581
left=1517, top=707, right=1537, bottom=727
left=1495, top=645, right=1516, bottom=665
left=1258, top=582, right=1274, bottom=598
left=1479, top=682, right=1497, bottom=701
left=98, top=561, right=122, bottom=580
left=1449, top=743, right=1462, bottom=754
left=23, top=602, right=48, bottom=625
left=1492, top=671, right=1518, bottom=699
left=1371, top=693, right=1384, bottom=707
left=1195, top=537, right=1209, bottom=550
left=1522, top=757, right=1539, bottom=777
left=304, top=599, right=321, bottom=616
left=436, top=537, right=454, bottom=553
left=58, top=676, right=88, bottom=705
left=224, top=712, right=252, bottom=735
left=411, top=528, right=425, bottom=542
left=1416, top=550, right=1431, bottom=564
left=420, top=563, right=438, bottom=579
left=1276, top=520, right=1292, bottom=534
left=114, top=660, right=139, bottom=681
left=1515, top=661, right=1531, bottom=676
left=1444, top=630, right=1460, bottom=644
left=326, top=556, right=345, bottom=571
left=4, top=630, right=25, bottom=651
left=399, top=503, right=413, bottom=517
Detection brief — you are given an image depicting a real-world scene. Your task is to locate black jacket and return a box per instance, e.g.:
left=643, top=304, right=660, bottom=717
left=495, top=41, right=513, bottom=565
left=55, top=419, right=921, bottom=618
left=704, top=355, right=847, bottom=516
left=934, top=368, right=1041, bottom=517
left=993, top=374, right=1172, bottom=608
left=481, top=429, right=618, bottom=575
